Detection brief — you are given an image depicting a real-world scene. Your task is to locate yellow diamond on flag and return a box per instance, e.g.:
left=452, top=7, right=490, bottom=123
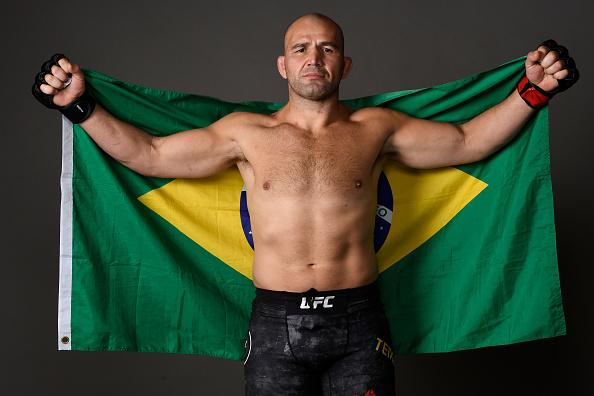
left=137, top=163, right=487, bottom=279
left=376, top=163, right=487, bottom=273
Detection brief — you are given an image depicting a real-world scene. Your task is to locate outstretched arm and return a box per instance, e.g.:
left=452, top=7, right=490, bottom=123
left=79, top=106, right=244, bottom=178
left=381, top=40, right=579, bottom=169
left=33, top=54, right=244, bottom=178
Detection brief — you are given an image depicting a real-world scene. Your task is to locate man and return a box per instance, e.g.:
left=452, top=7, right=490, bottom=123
left=33, top=12, right=577, bottom=396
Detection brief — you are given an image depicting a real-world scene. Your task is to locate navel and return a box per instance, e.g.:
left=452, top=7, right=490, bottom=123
left=355, top=180, right=362, bottom=189
left=263, top=181, right=271, bottom=190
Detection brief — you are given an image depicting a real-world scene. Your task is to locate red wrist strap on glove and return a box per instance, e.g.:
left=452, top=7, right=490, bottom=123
left=516, top=75, right=553, bottom=109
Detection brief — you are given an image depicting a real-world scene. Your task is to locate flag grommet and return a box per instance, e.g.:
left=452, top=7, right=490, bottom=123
left=60, top=336, right=70, bottom=344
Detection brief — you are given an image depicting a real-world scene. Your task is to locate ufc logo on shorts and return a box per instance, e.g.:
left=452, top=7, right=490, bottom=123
left=300, top=296, right=335, bottom=309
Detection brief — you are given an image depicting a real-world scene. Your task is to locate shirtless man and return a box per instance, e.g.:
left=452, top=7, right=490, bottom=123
left=33, top=13, right=578, bottom=396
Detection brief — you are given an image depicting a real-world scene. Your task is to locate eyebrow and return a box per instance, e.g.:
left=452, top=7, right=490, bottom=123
left=290, top=41, right=339, bottom=50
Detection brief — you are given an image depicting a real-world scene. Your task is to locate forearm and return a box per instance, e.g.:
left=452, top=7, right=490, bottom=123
left=460, top=90, right=536, bottom=160
left=80, top=104, right=155, bottom=174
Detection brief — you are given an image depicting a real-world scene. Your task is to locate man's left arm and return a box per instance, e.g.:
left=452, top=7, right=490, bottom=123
left=382, top=40, right=579, bottom=169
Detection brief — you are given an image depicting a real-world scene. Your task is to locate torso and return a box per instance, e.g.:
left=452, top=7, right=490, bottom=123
left=231, top=106, right=393, bottom=292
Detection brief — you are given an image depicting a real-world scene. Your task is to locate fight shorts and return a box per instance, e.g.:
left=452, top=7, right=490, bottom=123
left=243, top=281, right=396, bottom=396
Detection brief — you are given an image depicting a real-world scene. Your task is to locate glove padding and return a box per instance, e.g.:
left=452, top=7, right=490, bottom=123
left=32, top=53, right=96, bottom=124
left=538, top=39, right=579, bottom=95
left=32, top=53, right=69, bottom=109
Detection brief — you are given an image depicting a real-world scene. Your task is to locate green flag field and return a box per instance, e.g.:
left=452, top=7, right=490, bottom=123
left=57, top=56, right=565, bottom=360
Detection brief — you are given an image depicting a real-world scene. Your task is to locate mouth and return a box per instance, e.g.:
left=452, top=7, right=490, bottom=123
left=302, top=73, right=325, bottom=79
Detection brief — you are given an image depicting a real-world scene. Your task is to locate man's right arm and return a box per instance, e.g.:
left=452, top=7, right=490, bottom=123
left=34, top=54, right=244, bottom=179
left=80, top=105, right=244, bottom=178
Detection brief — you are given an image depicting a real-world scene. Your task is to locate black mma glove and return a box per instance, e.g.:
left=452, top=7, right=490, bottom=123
left=32, top=53, right=96, bottom=124
left=517, top=39, right=579, bottom=109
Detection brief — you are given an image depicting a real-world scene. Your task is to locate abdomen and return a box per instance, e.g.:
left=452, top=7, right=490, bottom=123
left=249, top=190, right=379, bottom=292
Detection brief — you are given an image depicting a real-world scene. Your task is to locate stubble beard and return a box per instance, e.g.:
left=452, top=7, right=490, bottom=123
left=288, top=74, right=340, bottom=101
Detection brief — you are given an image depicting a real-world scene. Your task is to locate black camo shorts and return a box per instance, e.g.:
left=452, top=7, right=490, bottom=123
left=243, top=281, right=396, bottom=396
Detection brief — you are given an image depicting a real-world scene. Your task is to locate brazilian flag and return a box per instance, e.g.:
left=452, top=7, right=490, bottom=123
left=57, top=56, right=565, bottom=359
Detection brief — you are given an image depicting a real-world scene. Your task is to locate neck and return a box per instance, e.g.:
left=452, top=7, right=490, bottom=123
left=275, top=89, right=348, bottom=131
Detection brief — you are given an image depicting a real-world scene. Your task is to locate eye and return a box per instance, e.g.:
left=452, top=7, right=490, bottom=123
left=323, top=47, right=333, bottom=53
left=295, top=47, right=305, bottom=53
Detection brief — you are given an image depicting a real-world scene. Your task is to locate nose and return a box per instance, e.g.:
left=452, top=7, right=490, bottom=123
left=306, top=46, right=323, bottom=66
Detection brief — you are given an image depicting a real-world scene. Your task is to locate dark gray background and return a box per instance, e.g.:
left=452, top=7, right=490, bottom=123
left=2, top=0, right=593, bottom=394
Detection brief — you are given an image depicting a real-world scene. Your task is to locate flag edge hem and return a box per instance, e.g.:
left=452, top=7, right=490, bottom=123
left=57, top=116, right=73, bottom=351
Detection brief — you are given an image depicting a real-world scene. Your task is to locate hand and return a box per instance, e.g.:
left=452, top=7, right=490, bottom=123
left=32, top=54, right=86, bottom=108
left=525, top=39, right=579, bottom=94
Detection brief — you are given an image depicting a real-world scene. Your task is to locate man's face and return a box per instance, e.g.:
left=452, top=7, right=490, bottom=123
left=278, top=17, right=352, bottom=101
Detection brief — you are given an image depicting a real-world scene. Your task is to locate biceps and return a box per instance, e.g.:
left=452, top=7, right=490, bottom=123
left=386, top=117, right=474, bottom=169
left=149, top=128, right=239, bottom=178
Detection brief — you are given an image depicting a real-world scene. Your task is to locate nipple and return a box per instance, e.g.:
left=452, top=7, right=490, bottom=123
left=355, top=180, right=362, bottom=188
left=263, top=181, right=271, bottom=190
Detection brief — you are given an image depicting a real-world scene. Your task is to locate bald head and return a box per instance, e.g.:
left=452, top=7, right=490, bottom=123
left=283, top=13, right=345, bottom=54
left=278, top=13, right=352, bottom=101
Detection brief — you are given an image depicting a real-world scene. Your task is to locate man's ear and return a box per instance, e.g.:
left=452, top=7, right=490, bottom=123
left=277, top=55, right=287, bottom=79
left=342, top=56, right=353, bottom=79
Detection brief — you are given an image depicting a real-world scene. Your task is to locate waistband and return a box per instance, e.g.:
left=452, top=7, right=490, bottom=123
left=254, top=281, right=381, bottom=315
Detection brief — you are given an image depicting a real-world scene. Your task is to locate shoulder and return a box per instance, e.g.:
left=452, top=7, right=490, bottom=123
left=350, top=106, right=408, bottom=125
left=208, top=111, right=275, bottom=135
left=350, top=106, right=389, bottom=120
left=214, top=111, right=272, bottom=126
left=349, top=107, right=411, bottom=137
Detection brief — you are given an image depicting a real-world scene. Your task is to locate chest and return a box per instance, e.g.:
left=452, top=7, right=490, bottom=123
left=237, top=124, right=385, bottom=192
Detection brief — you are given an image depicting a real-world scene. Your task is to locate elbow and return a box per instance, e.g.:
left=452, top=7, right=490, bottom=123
left=140, top=135, right=161, bottom=176
left=121, top=135, right=160, bottom=177
left=119, top=159, right=158, bottom=177
left=459, top=124, right=490, bottom=164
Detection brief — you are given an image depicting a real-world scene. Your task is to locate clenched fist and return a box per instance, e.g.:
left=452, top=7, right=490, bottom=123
left=32, top=54, right=96, bottom=124
left=525, top=39, right=579, bottom=94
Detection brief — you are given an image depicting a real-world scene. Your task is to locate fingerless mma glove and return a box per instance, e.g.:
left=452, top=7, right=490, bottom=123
left=517, top=39, right=580, bottom=110
left=32, top=53, right=96, bottom=124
